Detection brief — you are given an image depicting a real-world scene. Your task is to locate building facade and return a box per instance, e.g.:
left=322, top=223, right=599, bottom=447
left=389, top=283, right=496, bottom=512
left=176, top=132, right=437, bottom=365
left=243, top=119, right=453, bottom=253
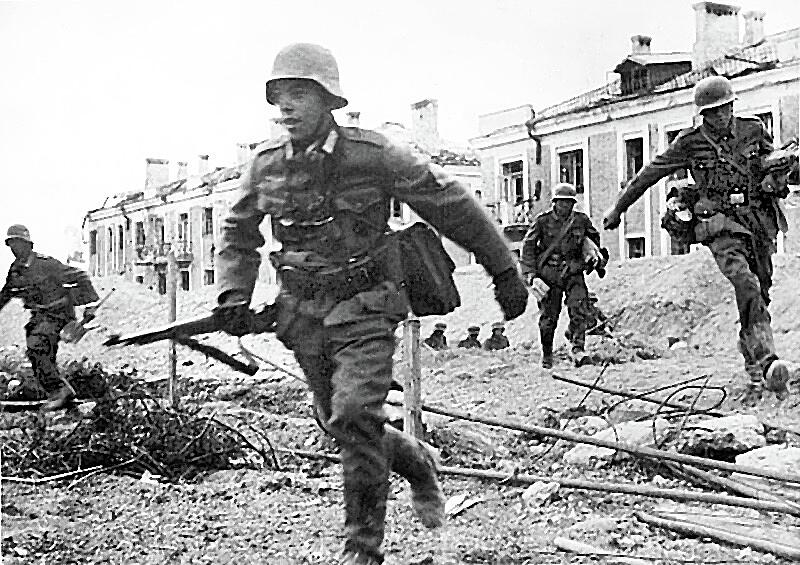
left=471, top=3, right=799, bottom=261
left=83, top=101, right=484, bottom=292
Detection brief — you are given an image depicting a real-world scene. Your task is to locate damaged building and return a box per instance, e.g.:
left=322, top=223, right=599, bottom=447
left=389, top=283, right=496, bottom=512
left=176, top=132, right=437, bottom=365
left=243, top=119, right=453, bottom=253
left=471, top=2, right=799, bottom=260
left=82, top=99, right=482, bottom=292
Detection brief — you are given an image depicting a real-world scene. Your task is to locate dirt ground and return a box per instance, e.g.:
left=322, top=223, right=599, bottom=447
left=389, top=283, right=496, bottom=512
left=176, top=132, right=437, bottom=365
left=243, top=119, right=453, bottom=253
left=2, top=247, right=800, bottom=564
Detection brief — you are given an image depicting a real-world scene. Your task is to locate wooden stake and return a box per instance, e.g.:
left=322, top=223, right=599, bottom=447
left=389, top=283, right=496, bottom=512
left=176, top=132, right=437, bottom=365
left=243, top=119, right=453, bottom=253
left=636, top=510, right=800, bottom=560
left=166, top=249, right=178, bottom=409
left=402, top=318, right=423, bottom=439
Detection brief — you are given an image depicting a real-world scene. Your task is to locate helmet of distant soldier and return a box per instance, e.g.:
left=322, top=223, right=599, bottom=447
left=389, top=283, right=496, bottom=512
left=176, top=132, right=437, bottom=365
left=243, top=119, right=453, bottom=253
left=266, top=43, right=348, bottom=109
left=693, top=76, right=736, bottom=112
left=5, top=224, right=32, bottom=244
left=552, top=183, right=578, bottom=202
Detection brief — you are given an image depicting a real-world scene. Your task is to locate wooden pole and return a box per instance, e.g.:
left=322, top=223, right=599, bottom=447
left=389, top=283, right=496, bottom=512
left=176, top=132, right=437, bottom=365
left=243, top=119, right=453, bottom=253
left=166, top=250, right=178, bottom=409
left=274, top=448, right=800, bottom=517
left=392, top=401, right=800, bottom=484
left=402, top=318, right=423, bottom=439
left=636, top=510, right=800, bottom=560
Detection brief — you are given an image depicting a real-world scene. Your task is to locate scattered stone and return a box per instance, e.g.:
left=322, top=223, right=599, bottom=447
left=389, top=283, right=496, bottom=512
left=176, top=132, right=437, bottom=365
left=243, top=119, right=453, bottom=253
left=521, top=481, right=560, bottom=507
left=732, top=445, right=800, bottom=500
left=433, top=421, right=497, bottom=456
left=669, top=340, right=688, bottom=351
left=216, top=383, right=253, bottom=400
left=563, top=418, right=669, bottom=467
left=564, top=415, right=610, bottom=436
left=676, top=414, right=766, bottom=455
left=565, top=517, right=618, bottom=536
left=76, top=401, right=97, bottom=416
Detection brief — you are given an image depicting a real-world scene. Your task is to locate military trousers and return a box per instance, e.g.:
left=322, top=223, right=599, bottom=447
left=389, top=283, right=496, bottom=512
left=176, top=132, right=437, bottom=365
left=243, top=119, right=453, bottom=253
left=276, top=281, right=435, bottom=562
left=24, top=314, right=68, bottom=393
left=537, top=266, right=589, bottom=352
left=706, top=233, right=777, bottom=383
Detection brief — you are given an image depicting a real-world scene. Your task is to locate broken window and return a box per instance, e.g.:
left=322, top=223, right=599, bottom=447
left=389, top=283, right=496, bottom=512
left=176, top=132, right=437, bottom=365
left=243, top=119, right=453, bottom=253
left=204, top=269, right=215, bottom=286
left=135, top=222, right=145, bottom=246
left=89, top=230, right=97, bottom=255
left=558, top=150, right=584, bottom=194
left=755, top=112, right=773, bottom=136
left=389, top=198, right=403, bottom=219
left=502, top=160, right=524, bottom=203
left=180, top=270, right=190, bottom=291
left=624, top=138, right=644, bottom=181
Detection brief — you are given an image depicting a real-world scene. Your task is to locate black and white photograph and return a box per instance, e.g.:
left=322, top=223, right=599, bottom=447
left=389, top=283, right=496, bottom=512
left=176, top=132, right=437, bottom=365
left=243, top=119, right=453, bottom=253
left=1, top=1, right=799, bottom=563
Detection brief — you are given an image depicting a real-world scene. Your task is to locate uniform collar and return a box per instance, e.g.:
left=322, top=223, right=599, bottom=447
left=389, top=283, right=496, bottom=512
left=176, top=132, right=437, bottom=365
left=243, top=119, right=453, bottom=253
left=285, top=127, right=339, bottom=160
left=12, top=251, right=35, bottom=269
left=702, top=117, right=737, bottom=141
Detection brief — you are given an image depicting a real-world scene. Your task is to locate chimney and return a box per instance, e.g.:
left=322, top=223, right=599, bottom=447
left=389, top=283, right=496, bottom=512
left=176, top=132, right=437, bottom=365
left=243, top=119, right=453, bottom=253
left=410, top=98, right=440, bottom=154
left=692, top=1, right=741, bottom=70
left=630, top=35, right=652, bottom=54
left=236, top=143, right=251, bottom=165
left=176, top=161, right=188, bottom=180
left=145, top=158, right=169, bottom=190
left=743, top=10, right=765, bottom=45
left=346, top=111, right=361, bottom=127
left=198, top=154, right=210, bottom=176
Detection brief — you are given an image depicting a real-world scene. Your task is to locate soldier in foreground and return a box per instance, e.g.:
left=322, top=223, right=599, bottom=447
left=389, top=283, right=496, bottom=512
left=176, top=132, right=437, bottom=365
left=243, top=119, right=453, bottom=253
left=214, top=43, right=528, bottom=564
left=457, top=325, right=482, bottom=349
left=0, top=225, right=98, bottom=404
left=423, top=322, right=448, bottom=350
left=483, top=322, right=510, bottom=351
left=521, top=183, right=602, bottom=369
left=603, top=76, right=791, bottom=405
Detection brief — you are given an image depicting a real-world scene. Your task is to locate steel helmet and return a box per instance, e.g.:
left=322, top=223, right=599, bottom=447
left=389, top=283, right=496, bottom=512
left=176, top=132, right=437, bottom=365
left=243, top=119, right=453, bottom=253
left=693, top=76, right=736, bottom=112
left=266, top=43, right=348, bottom=109
left=552, top=183, right=578, bottom=201
left=5, top=224, right=32, bottom=244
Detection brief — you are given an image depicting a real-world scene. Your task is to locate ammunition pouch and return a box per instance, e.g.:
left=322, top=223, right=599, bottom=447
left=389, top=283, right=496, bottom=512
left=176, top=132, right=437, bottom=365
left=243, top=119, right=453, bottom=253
left=660, top=208, right=697, bottom=245
left=392, top=222, right=460, bottom=317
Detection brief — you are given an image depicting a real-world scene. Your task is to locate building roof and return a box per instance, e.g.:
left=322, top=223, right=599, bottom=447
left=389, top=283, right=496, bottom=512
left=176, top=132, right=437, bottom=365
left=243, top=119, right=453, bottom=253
left=613, top=52, right=692, bottom=72
left=528, top=27, right=799, bottom=127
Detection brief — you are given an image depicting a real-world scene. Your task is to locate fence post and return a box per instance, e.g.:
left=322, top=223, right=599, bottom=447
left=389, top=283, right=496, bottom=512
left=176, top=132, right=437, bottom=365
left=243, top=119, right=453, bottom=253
left=166, top=250, right=178, bottom=409
left=402, top=318, right=423, bottom=439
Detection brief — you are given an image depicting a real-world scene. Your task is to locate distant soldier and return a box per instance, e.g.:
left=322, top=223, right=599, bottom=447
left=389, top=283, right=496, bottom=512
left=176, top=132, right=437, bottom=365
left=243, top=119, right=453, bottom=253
left=483, top=322, right=510, bottom=351
left=603, top=76, right=791, bottom=406
left=424, top=322, right=448, bottom=350
left=0, top=225, right=98, bottom=403
left=521, top=183, right=603, bottom=369
left=457, top=325, right=482, bottom=349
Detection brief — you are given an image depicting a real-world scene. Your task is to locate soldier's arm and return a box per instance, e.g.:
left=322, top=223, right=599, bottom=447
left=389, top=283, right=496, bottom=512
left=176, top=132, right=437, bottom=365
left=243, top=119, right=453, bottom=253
left=614, top=133, right=692, bottom=214
left=383, top=144, right=516, bottom=278
left=584, top=215, right=601, bottom=248
left=58, top=262, right=99, bottom=305
left=519, top=220, right=542, bottom=276
left=216, top=159, right=266, bottom=304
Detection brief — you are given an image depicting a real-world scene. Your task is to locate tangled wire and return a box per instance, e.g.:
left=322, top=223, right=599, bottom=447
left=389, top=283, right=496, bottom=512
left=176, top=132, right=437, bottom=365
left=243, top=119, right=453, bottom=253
left=1, top=367, right=279, bottom=482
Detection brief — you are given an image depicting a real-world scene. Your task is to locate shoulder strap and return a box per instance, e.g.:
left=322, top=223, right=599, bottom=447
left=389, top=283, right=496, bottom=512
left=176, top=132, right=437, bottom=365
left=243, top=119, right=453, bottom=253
left=536, top=212, right=576, bottom=272
left=699, top=128, right=752, bottom=179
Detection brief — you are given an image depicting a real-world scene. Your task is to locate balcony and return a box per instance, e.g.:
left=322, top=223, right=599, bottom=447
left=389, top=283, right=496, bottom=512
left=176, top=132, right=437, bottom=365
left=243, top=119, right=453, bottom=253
left=147, top=241, right=194, bottom=265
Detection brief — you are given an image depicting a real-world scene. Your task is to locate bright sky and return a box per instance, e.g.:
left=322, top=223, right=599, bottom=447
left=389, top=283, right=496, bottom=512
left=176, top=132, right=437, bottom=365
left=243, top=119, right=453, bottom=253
left=1, top=0, right=797, bottom=274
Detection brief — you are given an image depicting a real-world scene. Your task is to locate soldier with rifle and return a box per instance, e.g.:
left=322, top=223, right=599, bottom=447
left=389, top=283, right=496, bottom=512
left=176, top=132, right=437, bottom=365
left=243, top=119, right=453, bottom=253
left=209, top=43, right=528, bottom=564
left=603, top=76, right=792, bottom=406
left=0, top=224, right=98, bottom=405
left=521, top=183, right=605, bottom=369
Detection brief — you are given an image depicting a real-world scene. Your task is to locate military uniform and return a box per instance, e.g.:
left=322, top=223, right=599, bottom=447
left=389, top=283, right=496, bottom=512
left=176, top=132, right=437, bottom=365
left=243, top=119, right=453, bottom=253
left=483, top=324, right=510, bottom=351
left=0, top=251, right=98, bottom=397
left=521, top=204, right=601, bottom=361
left=424, top=323, right=448, bottom=350
left=457, top=326, right=482, bottom=349
left=611, top=115, right=785, bottom=392
left=218, top=126, right=519, bottom=560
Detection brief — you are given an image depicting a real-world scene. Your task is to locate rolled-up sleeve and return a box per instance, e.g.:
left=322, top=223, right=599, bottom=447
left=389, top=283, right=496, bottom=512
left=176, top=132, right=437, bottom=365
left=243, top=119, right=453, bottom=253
left=383, top=143, right=516, bottom=277
left=217, top=160, right=267, bottom=301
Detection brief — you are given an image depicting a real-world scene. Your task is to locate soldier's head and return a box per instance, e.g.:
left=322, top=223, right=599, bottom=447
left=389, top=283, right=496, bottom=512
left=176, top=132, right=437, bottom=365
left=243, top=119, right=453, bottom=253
left=552, top=183, right=578, bottom=217
left=694, top=76, right=735, bottom=131
left=491, top=322, right=505, bottom=334
left=467, top=326, right=480, bottom=336
left=266, top=43, right=348, bottom=147
left=5, top=224, right=33, bottom=260
left=434, top=322, right=447, bottom=334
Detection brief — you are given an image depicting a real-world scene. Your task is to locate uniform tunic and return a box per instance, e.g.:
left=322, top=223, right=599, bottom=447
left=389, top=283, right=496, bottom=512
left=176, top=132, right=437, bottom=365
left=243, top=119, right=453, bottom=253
left=613, top=116, right=782, bottom=381
left=217, top=124, right=516, bottom=560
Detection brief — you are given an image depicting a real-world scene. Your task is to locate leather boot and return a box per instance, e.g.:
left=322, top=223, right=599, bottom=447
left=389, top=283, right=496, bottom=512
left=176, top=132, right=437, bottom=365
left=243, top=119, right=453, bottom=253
left=764, top=360, right=790, bottom=401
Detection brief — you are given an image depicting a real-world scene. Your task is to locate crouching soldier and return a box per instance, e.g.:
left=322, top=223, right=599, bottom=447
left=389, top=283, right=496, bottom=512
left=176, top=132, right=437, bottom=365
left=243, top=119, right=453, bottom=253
left=213, top=43, right=528, bottom=564
left=603, top=76, right=791, bottom=406
left=424, top=322, right=448, bottom=350
left=458, top=325, right=482, bottom=348
left=483, top=322, right=510, bottom=350
left=0, top=225, right=99, bottom=403
left=521, top=183, right=602, bottom=369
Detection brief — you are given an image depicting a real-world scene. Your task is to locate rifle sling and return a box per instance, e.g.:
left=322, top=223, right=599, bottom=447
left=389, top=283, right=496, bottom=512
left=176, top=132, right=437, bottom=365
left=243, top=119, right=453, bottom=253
left=536, top=212, right=576, bottom=273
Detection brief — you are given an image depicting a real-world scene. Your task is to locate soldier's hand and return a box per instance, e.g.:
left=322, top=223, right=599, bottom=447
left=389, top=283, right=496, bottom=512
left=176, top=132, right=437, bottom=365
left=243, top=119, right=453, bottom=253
left=214, top=292, right=253, bottom=337
left=603, top=208, right=622, bottom=230
left=82, top=306, right=97, bottom=322
left=492, top=268, right=528, bottom=321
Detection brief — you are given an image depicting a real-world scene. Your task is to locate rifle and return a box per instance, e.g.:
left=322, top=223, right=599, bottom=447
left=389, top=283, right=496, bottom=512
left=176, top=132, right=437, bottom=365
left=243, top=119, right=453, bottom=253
left=103, top=303, right=277, bottom=376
